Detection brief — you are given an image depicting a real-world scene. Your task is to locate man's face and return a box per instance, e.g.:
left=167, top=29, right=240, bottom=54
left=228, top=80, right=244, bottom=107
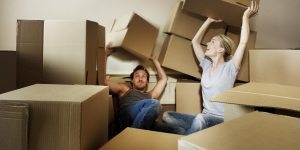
left=132, top=69, right=148, bottom=91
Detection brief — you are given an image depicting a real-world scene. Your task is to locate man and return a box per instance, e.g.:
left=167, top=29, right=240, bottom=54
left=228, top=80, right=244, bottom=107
left=105, top=42, right=167, bottom=130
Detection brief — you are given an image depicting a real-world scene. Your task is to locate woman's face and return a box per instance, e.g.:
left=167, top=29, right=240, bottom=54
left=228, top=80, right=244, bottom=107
left=205, top=36, right=223, bottom=57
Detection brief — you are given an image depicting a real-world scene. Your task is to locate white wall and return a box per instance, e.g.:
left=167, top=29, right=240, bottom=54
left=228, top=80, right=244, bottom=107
left=1, top=0, right=300, bottom=74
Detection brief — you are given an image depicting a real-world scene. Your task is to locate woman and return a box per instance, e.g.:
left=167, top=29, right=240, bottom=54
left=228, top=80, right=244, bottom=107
left=161, top=1, right=259, bottom=135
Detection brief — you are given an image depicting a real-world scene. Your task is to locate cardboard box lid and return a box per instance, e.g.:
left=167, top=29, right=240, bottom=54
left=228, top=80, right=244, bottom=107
left=212, top=82, right=300, bottom=112
left=182, top=0, right=247, bottom=27
left=0, top=84, right=107, bottom=102
left=178, top=111, right=300, bottom=150
left=249, top=49, right=300, bottom=86
left=100, top=127, right=182, bottom=150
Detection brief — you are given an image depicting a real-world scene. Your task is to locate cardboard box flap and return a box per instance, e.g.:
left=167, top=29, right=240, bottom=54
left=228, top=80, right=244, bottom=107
left=110, top=13, right=134, bottom=32
left=178, top=111, right=300, bottom=150
left=212, top=82, right=300, bottom=112
left=100, top=127, right=182, bottom=150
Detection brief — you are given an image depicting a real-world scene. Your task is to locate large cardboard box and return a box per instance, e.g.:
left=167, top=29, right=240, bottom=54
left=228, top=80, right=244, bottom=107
left=17, top=20, right=105, bottom=87
left=0, top=102, right=28, bottom=150
left=43, top=20, right=104, bottom=85
left=178, top=111, right=300, bottom=150
left=16, top=20, right=44, bottom=88
left=182, top=0, right=247, bottom=27
left=164, top=1, right=226, bottom=43
left=159, top=34, right=203, bottom=79
left=100, top=127, right=183, bottom=150
left=176, top=81, right=202, bottom=115
left=212, top=82, right=300, bottom=121
left=226, top=26, right=257, bottom=82
left=108, top=12, right=159, bottom=60
left=97, top=47, right=106, bottom=85
left=0, top=84, right=109, bottom=150
left=0, top=51, right=16, bottom=94
left=249, top=49, right=300, bottom=86
left=223, top=0, right=260, bottom=7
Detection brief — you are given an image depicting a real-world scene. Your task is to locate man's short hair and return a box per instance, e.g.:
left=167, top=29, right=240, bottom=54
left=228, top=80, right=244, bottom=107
left=130, top=65, right=150, bottom=82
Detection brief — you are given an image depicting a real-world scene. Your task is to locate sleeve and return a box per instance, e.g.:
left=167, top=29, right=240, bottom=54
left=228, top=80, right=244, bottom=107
left=199, top=56, right=211, bottom=71
left=226, top=60, right=239, bottom=78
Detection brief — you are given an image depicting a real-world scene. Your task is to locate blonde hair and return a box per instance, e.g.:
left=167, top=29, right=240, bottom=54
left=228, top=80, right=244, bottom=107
left=217, top=34, right=235, bottom=61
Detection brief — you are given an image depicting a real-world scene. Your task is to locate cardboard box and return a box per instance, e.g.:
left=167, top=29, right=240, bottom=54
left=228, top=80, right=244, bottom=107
left=182, top=0, right=247, bottom=27
left=226, top=26, right=257, bottom=82
left=159, top=34, right=203, bottom=79
left=100, top=127, right=183, bottom=150
left=0, top=51, right=16, bottom=94
left=176, top=81, right=202, bottom=115
left=0, top=84, right=109, bottom=150
left=164, top=1, right=226, bottom=43
left=0, top=102, right=29, bottom=150
left=223, top=0, right=260, bottom=7
left=43, top=20, right=104, bottom=85
left=16, top=20, right=44, bottom=88
left=178, top=111, right=300, bottom=150
left=108, top=12, right=159, bottom=60
left=249, top=49, right=300, bottom=86
left=212, top=82, right=300, bottom=121
left=97, top=47, right=106, bottom=85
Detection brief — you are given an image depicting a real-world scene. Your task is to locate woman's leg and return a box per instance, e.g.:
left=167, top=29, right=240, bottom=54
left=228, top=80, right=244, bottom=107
left=186, top=113, right=224, bottom=134
left=162, top=111, right=195, bottom=131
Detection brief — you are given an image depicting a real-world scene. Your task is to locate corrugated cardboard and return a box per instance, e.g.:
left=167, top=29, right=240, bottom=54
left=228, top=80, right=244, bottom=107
left=164, top=1, right=226, bottom=43
left=176, top=81, right=202, bottom=115
left=0, top=84, right=109, bottom=150
left=226, top=26, right=257, bottom=82
left=0, top=102, right=29, bottom=150
left=249, top=49, right=300, bottom=86
left=212, top=82, right=300, bottom=120
left=0, top=51, right=16, bottom=94
left=108, top=12, right=159, bottom=60
left=223, top=0, right=260, bottom=7
left=98, top=25, right=105, bottom=48
left=182, top=0, right=247, bottom=27
left=158, top=34, right=202, bottom=79
left=43, top=20, right=101, bottom=85
left=100, top=127, right=182, bottom=150
left=16, top=20, right=44, bottom=88
left=97, top=47, right=106, bottom=85
left=178, top=111, right=300, bottom=150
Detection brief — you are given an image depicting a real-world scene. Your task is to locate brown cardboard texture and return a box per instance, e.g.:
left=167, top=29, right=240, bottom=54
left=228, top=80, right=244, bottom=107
left=250, top=49, right=300, bottom=86
left=158, top=35, right=202, bottom=79
left=178, top=111, right=300, bottom=150
left=108, top=12, right=159, bottom=60
left=182, top=0, right=247, bottom=27
left=0, top=102, right=29, bottom=150
left=164, top=1, right=226, bottom=43
left=226, top=26, right=257, bottom=82
left=97, top=47, right=106, bottom=85
left=176, top=81, right=202, bottom=115
left=98, top=24, right=105, bottom=48
left=0, top=84, right=109, bottom=150
left=212, top=82, right=300, bottom=112
left=223, top=0, right=260, bottom=7
left=16, top=20, right=44, bottom=88
left=43, top=20, right=99, bottom=85
left=0, top=51, right=16, bottom=94
left=100, top=127, right=183, bottom=150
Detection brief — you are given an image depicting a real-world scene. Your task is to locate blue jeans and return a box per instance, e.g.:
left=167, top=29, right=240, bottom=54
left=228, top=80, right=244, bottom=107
left=119, top=99, right=161, bottom=130
left=160, top=111, right=223, bottom=135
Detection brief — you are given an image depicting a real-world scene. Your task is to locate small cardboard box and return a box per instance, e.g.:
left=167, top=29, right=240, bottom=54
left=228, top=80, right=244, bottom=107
left=212, top=82, right=300, bottom=121
left=164, top=1, right=226, bottom=43
left=0, top=102, right=29, bottom=150
left=176, top=80, right=202, bottom=115
left=159, top=34, right=203, bottom=79
left=0, top=50, right=16, bottom=94
left=100, top=127, right=183, bottom=150
left=107, top=12, right=159, bottom=60
left=182, top=0, right=247, bottom=27
left=226, top=26, right=257, bottom=82
left=178, top=111, right=300, bottom=150
left=249, top=49, right=300, bottom=86
left=0, top=84, right=109, bottom=150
